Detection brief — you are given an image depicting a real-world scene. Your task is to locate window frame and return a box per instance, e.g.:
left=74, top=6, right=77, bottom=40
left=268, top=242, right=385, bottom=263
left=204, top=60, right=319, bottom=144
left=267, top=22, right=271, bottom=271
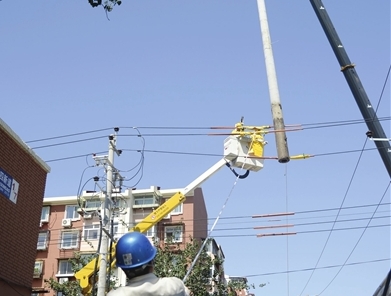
left=41, top=206, right=50, bottom=223
left=83, top=223, right=100, bottom=241
left=33, top=261, right=44, bottom=278
left=65, top=205, right=80, bottom=220
left=57, top=260, right=74, bottom=277
left=171, top=203, right=183, bottom=215
left=164, top=225, right=183, bottom=243
left=133, top=194, right=160, bottom=208
left=145, top=225, right=157, bottom=238
left=60, top=230, right=80, bottom=249
left=112, top=221, right=122, bottom=240
left=85, top=199, right=102, bottom=210
left=37, top=231, right=49, bottom=250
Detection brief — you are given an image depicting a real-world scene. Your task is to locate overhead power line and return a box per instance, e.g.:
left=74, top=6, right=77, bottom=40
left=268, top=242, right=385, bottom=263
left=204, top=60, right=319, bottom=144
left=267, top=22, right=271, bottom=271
left=25, top=128, right=113, bottom=144
left=43, top=145, right=385, bottom=163
left=43, top=200, right=391, bottom=231
left=31, top=136, right=107, bottom=149
left=40, top=218, right=391, bottom=245
left=45, top=151, right=106, bottom=163
left=243, top=258, right=390, bottom=278
left=316, top=181, right=391, bottom=295
left=26, top=116, right=390, bottom=144
left=298, top=136, right=378, bottom=296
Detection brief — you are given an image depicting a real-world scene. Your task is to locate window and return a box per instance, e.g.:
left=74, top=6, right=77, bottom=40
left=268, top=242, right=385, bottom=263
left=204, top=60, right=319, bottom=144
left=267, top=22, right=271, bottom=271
left=133, top=209, right=153, bottom=220
left=85, top=199, right=102, bottom=210
left=33, top=261, right=43, bottom=278
left=112, top=222, right=122, bottom=240
left=58, top=260, right=73, bottom=276
left=164, top=225, right=183, bottom=243
left=60, top=231, right=79, bottom=249
left=112, top=222, right=118, bottom=235
left=65, top=205, right=80, bottom=220
left=171, top=203, right=183, bottom=214
left=145, top=225, right=157, bottom=238
left=134, top=196, right=153, bottom=206
left=83, top=224, right=100, bottom=240
left=37, top=231, right=49, bottom=250
left=41, top=206, right=50, bottom=222
left=134, top=194, right=160, bottom=207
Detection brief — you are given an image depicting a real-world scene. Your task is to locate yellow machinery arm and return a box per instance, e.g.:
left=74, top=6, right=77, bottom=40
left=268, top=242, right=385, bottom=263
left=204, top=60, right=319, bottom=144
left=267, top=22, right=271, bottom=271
left=129, top=192, right=186, bottom=233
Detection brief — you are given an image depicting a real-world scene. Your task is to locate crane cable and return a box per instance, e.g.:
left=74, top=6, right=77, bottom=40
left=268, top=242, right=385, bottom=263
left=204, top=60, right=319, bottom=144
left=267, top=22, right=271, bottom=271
left=182, top=137, right=255, bottom=283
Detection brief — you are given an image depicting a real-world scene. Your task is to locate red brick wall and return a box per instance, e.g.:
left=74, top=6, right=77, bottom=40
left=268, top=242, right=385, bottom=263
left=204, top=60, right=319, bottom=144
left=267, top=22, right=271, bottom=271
left=192, top=188, right=208, bottom=240
left=0, top=127, right=49, bottom=295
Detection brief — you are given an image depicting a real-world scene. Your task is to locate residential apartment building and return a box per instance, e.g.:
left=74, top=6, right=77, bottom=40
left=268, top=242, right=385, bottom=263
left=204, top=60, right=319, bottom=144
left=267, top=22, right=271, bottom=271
left=207, top=238, right=226, bottom=294
left=33, top=185, right=208, bottom=295
left=0, top=119, right=50, bottom=296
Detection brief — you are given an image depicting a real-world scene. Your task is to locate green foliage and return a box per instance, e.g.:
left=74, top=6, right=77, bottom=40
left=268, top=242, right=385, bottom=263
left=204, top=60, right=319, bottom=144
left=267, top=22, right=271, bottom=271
left=153, top=236, right=212, bottom=296
left=44, top=252, right=91, bottom=296
left=44, top=247, right=118, bottom=296
left=44, top=278, right=83, bottom=296
left=153, top=236, right=255, bottom=296
left=44, top=237, right=261, bottom=296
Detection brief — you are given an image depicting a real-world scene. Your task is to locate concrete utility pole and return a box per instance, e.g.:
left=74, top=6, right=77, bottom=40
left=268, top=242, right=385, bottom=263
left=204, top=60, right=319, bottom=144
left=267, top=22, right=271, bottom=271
left=257, top=0, right=290, bottom=163
left=97, top=129, right=119, bottom=296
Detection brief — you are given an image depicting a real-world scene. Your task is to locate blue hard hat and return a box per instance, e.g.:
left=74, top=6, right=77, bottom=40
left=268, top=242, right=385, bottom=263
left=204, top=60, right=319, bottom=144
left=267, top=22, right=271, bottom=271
left=115, top=232, right=157, bottom=269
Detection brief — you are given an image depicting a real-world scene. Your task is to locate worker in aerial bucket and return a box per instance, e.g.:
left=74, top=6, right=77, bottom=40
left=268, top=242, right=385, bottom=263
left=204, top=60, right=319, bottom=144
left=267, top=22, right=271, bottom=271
left=107, top=232, right=190, bottom=296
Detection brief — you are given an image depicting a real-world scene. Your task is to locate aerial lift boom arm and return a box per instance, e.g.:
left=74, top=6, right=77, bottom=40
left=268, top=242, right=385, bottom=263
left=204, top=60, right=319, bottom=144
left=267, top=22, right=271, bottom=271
left=75, top=127, right=267, bottom=295
left=131, top=158, right=229, bottom=233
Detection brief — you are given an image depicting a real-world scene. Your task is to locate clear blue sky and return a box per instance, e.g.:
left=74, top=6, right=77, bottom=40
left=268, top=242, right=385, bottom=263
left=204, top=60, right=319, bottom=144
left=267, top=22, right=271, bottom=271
left=1, top=1, right=390, bottom=295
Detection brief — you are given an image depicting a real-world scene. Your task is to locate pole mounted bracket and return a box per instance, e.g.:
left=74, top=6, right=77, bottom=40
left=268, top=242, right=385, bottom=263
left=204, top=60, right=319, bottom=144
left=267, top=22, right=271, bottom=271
left=340, top=63, right=355, bottom=72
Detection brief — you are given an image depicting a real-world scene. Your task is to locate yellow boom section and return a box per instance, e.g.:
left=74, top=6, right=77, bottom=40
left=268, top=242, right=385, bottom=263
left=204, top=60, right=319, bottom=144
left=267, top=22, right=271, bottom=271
left=75, top=192, right=186, bottom=295
left=130, top=192, right=186, bottom=232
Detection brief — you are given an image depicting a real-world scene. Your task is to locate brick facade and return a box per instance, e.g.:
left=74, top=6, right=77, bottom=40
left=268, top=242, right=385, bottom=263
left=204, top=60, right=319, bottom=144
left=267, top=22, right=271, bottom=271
left=0, top=120, right=50, bottom=296
left=33, top=187, right=209, bottom=295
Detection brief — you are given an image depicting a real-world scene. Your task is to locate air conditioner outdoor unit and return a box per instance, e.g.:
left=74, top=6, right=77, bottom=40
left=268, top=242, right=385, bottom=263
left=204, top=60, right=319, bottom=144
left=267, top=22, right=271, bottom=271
left=58, top=277, right=69, bottom=284
left=83, top=214, right=92, bottom=220
left=62, top=218, right=72, bottom=228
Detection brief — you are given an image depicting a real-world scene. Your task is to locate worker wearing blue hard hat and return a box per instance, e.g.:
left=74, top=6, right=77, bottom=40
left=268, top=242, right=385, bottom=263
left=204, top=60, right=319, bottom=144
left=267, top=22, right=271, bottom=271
left=107, top=232, right=190, bottom=296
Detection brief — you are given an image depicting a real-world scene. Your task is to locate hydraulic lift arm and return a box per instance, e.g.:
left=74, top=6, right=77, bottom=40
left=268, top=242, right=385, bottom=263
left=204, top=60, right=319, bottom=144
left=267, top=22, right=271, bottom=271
left=75, top=123, right=267, bottom=295
left=75, top=158, right=246, bottom=294
left=130, top=158, right=229, bottom=233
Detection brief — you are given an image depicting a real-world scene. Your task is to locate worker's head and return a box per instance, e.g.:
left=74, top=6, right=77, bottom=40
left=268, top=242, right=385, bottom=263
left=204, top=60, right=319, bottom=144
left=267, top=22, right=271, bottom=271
left=115, top=232, right=157, bottom=279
